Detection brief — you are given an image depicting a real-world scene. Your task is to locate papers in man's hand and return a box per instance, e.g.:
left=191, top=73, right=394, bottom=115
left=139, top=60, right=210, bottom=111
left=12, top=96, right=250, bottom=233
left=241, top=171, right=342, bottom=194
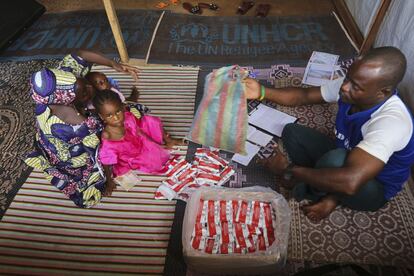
left=302, top=51, right=340, bottom=86
left=309, top=51, right=339, bottom=65
left=248, top=104, right=297, bottom=137
left=232, top=141, right=261, bottom=166
left=114, top=171, right=141, bottom=191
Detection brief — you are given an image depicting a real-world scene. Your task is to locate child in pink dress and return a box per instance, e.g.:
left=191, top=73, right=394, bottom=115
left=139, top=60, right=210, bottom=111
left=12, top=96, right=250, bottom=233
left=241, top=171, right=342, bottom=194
left=93, top=89, right=182, bottom=180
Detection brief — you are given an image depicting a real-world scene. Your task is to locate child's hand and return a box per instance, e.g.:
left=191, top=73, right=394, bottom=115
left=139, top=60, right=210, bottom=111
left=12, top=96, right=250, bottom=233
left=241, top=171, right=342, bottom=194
left=111, top=61, right=140, bottom=82
left=126, top=86, right=140, bottom=102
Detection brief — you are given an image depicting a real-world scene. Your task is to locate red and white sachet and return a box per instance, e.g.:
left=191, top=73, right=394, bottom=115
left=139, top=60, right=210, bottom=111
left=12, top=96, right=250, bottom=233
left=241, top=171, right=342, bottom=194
left=190, top=199, right=276, bottom=254
left=155, top=148, right=235, bottom=201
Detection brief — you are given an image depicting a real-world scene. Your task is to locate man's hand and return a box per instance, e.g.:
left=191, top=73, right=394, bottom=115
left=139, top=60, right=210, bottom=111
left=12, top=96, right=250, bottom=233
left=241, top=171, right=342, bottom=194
left=111, top=61, right=140, bottom=82
left=242, top=78, right=261, bottom=100
left=257, top=146, right=290, bottom=175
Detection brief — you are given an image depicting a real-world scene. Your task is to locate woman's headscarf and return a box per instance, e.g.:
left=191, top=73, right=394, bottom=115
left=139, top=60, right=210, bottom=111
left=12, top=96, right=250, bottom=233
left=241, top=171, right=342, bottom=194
left=30, top=68, right=77, bottom=105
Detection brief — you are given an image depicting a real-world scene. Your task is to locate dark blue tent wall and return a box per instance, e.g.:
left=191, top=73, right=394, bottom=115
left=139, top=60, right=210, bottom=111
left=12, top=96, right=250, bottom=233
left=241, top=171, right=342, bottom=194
left=0, top=0, right=45, bottom=52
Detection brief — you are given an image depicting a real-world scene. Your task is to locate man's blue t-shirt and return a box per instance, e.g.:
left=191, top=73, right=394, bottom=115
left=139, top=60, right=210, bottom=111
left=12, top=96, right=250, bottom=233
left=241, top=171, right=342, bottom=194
left=335, top=93, right=414, bottom=199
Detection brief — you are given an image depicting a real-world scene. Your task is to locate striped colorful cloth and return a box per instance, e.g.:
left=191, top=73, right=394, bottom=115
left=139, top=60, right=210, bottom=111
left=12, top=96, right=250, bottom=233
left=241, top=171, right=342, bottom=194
left=187, top=65, right=248, bottom=154
left=0, top=65, right=199, bottom=275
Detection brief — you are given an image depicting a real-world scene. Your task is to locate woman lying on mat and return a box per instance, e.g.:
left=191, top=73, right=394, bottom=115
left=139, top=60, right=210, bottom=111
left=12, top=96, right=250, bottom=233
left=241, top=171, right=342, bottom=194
left=25, top=50, right=139, bottom=208
left=92, top=89, right=184, bottom=189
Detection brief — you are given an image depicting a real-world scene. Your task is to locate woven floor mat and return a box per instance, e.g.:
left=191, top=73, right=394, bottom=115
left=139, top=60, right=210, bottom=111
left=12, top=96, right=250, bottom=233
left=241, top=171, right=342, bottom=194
left=0, top=64, right=200, bottom=275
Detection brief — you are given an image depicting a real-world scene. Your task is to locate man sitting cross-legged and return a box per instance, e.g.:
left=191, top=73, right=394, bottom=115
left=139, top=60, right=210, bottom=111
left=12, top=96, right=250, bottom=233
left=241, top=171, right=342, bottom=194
left=244, top=47, right=414, bottom=221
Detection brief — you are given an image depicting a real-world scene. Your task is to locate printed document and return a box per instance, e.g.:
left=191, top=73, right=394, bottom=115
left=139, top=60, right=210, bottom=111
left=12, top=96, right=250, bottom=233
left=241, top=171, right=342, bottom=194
left=247, top=125, right=273, bottom=147
left=248, top=104, right=297, bottom=137
left=232, top=141, right=261, bottom=166
left=302, top=51, right=340, bottom=86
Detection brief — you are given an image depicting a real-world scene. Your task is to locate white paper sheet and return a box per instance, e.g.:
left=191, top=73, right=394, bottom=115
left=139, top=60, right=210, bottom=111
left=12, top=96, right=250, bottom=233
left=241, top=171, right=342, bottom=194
left=114, top=171, right=141, bottom=191
left=232, top=141, right=260, bottom=166
left=248, top=104, right=297, bottom=137
left=247, top=125, right=273, bottom=147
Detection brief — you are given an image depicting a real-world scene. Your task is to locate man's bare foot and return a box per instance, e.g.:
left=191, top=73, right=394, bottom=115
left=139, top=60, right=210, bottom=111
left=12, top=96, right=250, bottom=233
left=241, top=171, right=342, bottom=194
left=126, top=86, right=139, bottom=102
left=103, top=179, right=117, bottom=196
left=164, top=134, right=187, bottom=149
left=302, top=195, right=339, bottom=222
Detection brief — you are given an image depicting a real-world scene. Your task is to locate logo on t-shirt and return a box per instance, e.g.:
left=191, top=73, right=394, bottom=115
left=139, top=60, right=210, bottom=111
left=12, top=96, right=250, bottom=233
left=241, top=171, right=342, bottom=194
left=335, top=128, right=350, bottom=149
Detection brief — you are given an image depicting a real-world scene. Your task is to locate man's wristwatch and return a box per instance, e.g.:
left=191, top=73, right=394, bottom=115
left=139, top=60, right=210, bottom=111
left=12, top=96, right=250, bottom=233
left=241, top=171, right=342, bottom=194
left=283, top=163, right=295, bottom=180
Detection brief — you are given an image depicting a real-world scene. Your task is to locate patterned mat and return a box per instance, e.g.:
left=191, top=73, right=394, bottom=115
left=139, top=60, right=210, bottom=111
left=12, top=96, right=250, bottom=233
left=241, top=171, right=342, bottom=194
left=0, top=10, right=162, bottom=61
left=0, top=65, right=200, bottom=274
left=164, top=65, right=414, bottom=275
left=0, top=59, right=59, bottom=219
left=147, top=14, right=356, bottom=66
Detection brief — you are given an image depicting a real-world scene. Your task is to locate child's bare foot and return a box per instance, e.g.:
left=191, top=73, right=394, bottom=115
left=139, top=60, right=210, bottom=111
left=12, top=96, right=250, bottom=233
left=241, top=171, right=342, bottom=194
left=126, top=86, right=139, bottom=102
left=164, top=134, right=187, bottom=149
left=302, top=195, right=339, bottom=222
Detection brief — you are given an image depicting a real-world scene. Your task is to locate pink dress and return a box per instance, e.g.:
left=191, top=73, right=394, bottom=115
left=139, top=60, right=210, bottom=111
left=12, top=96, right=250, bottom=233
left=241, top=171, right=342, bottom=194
left=99, top=111, right=170, bottom=176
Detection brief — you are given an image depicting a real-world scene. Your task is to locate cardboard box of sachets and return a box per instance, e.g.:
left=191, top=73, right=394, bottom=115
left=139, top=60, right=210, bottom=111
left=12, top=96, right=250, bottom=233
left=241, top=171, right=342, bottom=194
left=182, top=186, right=291, bottom=275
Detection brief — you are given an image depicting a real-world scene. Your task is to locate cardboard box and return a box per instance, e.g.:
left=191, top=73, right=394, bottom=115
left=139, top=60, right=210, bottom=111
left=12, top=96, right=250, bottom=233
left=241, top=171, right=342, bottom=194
left=182, top=186, right=291, bottom=275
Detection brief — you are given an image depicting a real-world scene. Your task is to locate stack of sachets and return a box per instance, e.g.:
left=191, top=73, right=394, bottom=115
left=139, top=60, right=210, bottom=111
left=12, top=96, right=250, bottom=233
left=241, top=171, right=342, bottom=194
left=182, top=187, right=291, bottom=275
left=191, top=199, right=276, bottom=254
left=155, top=148, right=235, bottom=201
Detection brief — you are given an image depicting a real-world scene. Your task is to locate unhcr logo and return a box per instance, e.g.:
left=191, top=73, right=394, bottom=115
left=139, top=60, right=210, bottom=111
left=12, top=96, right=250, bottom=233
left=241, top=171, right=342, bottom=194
left=167, top=22, right=331, bottom=57
left=170, top=23, right=218, bottom=44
